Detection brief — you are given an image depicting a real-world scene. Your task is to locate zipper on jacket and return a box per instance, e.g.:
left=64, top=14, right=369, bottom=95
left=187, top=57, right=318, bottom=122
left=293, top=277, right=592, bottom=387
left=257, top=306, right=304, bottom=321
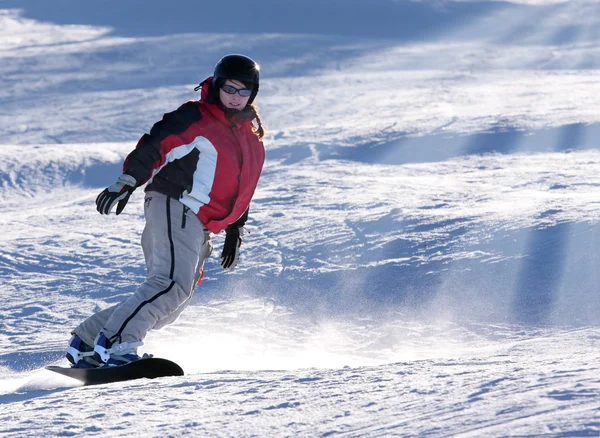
left=182, top=206, right=190, bottom=229
left=229, top=122, right=238, bottom=137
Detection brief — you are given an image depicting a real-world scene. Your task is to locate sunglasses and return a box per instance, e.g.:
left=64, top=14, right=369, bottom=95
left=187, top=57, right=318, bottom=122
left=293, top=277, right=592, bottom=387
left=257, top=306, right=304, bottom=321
left=220, top=84, right=253, bottom=97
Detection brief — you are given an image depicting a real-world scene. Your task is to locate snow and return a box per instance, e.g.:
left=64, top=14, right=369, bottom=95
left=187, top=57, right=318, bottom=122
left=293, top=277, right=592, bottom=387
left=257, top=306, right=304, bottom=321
left=1, top=0, right=600, bottom=436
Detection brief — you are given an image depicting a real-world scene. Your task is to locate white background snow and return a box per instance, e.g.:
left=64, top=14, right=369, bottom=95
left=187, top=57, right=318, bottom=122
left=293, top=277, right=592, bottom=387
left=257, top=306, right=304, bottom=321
left=1, top=0, right=600, bottom=436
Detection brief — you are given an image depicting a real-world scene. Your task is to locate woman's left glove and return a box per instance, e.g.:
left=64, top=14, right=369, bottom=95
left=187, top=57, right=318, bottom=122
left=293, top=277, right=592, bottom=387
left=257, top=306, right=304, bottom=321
left=96, top=174, right=137, bottom=215
left=221, top=227, right=243, bottom=270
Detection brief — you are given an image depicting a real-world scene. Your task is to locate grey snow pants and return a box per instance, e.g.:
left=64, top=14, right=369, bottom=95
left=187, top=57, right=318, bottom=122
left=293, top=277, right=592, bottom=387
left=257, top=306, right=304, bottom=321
left=74, top=191, right=212, bottom=347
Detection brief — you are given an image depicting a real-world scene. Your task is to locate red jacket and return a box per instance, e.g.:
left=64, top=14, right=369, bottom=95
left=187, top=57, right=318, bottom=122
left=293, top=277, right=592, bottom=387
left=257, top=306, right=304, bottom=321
left=123, top=79, right=265, bottom=233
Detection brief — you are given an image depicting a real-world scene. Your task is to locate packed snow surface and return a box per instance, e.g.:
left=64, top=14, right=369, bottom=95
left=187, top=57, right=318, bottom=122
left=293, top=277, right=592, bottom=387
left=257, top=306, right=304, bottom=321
left=1, top=1, right=599, bottom=436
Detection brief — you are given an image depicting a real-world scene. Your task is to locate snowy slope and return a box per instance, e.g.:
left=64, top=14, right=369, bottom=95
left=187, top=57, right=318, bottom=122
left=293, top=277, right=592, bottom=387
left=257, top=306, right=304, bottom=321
left=1, top=1, right=600, bottom=436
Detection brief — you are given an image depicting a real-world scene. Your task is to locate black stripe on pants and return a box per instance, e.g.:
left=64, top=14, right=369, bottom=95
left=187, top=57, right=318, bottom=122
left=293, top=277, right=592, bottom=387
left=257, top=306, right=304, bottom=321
left=111, top=196, right=176, bottom=342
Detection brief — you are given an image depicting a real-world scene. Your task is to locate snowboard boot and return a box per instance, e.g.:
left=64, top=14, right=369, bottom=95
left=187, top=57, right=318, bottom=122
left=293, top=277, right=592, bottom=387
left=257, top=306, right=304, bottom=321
left=66, top=334, right=102, bottom=368
left=93, top=332, right=146, bottom=367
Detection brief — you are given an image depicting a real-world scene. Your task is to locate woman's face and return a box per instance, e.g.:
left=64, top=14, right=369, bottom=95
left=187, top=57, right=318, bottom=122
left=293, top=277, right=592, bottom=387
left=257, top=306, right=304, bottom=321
left=219, top=79, right=252, bottom=110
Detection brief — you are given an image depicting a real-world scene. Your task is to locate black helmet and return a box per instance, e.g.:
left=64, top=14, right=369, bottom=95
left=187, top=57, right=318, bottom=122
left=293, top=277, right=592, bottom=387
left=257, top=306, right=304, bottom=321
left=213, top=54, right=260, bottom=88
left=212, top=54, right=260, bottom=105
left=195, top=54, right=261, bottom=107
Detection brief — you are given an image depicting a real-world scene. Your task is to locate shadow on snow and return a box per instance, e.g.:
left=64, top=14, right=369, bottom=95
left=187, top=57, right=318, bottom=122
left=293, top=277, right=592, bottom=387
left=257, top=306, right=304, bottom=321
left=4, top=124, right=600, bottom=328
left=4, top=0, right=512, bottom=40
left=269, top=122, right=600, bottom=166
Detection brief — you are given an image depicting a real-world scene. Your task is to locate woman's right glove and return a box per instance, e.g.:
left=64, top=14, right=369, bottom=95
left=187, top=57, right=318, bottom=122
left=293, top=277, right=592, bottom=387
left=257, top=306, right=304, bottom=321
left=96, top=174, right=137, bottom=215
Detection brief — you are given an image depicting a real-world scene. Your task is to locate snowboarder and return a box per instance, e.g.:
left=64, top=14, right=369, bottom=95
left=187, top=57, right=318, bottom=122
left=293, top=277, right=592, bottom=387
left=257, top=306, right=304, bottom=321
left=66, top=54, right=266, bottom=368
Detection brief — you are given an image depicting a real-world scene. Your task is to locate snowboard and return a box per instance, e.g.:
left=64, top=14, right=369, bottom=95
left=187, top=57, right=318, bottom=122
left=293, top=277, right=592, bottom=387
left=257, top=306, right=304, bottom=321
left=46, top=358, right=184, bottom=386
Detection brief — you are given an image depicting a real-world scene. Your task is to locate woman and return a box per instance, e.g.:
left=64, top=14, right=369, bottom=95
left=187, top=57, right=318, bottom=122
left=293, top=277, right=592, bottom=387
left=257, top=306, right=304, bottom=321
left=66, top=54, right=266, bottom=368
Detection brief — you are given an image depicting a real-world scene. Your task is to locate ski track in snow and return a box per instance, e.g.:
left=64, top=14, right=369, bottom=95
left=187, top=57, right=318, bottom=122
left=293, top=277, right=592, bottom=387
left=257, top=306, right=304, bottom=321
left=1, top=1, right=600, bottom=437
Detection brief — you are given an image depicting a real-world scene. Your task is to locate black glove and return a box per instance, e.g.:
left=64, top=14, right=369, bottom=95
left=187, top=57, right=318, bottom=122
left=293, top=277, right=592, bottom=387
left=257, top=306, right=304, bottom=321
left=221, top=227, right=243, bottom=270
left=96, top=174, right=137, bottom=215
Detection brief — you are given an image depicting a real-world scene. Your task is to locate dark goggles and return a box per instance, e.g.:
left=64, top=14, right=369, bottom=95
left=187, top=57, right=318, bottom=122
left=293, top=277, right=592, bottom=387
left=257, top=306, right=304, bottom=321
left=220, top=84, right=253, bottom=97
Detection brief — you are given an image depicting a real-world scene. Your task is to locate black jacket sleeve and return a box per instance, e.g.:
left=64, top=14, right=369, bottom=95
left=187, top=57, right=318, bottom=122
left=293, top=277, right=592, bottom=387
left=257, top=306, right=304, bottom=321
left=123, top=101, right=202, bottom=185
left=227, top=208, right=249, bottom=230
